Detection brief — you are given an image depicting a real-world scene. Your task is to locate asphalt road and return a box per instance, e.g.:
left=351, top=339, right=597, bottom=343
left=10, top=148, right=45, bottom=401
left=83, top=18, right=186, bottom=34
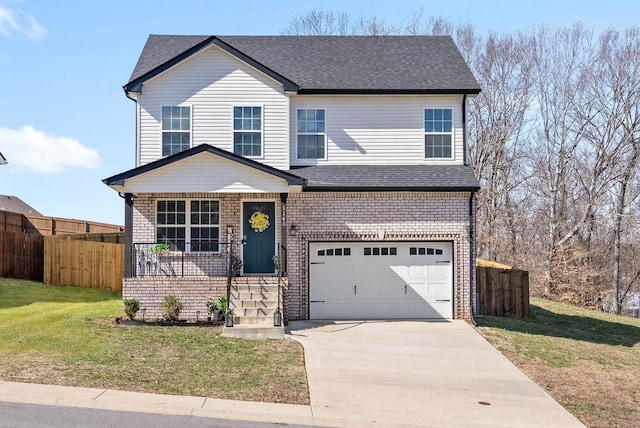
left=0, top=401, right=319, bottom=428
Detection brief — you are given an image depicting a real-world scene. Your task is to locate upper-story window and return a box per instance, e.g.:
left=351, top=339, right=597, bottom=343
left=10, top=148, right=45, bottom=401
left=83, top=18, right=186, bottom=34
left=297, top=109, right=326, bottom=159
left=156, top=199, right=220, bottom=253
left=424, top=108, right=453, bottom=159
left=162, top=106, right=191, bottom=156
left=233, top=106, right=262, bottom=157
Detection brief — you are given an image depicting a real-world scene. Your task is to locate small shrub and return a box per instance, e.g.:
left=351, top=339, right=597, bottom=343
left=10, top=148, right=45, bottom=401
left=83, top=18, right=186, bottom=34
left=150, top=243, right=170, bottom=253
left=159, top=295, right=183, bottom=321
left=206, top=296, right=216, bottom=315
left=123, top=299, right=140, bottom=320
left=216, top=296, right=227, bottom=314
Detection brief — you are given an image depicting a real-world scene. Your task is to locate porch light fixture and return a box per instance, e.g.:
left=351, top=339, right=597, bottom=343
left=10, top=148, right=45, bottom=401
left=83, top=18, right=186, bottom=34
left=289, top=224, right=298, bottom=236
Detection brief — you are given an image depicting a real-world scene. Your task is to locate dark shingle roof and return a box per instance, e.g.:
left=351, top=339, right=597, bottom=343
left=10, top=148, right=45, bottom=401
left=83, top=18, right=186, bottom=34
left=292, top=164, right=480, bottom=191
left=127, top=35, right=480, bottom=94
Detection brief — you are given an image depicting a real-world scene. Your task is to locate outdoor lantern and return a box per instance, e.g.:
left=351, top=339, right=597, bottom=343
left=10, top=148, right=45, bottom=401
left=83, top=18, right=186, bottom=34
left=196, top=310, right=200, bottom=322
left=289, top=224, right=297, bottom=236
left=273, top=308, right=282, bottom=326
left=225, top=310, right=234, bottom=327
left=141, top=308, right=146, bottom=322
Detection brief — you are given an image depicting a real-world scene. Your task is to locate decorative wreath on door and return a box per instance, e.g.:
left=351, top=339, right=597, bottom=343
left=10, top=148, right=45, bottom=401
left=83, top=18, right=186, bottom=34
left=249, top=211, right=270, bottom=232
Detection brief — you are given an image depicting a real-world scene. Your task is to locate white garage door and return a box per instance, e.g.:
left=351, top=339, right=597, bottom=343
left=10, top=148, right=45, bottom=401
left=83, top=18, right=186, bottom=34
left=309, top=242, right=453, bottom=320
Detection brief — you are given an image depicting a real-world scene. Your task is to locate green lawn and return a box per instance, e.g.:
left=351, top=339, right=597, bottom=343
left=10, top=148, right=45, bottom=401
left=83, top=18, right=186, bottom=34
left=0, top=278, right=309, bottom=404
left=477, top=297, right=640, bottom=428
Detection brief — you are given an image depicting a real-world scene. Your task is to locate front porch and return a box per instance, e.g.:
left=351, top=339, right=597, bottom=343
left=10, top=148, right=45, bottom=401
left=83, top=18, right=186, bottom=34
left=122, top=275, right=287, bottom=325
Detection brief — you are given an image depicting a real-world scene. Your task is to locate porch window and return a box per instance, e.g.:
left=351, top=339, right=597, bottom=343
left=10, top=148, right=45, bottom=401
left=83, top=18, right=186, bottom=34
left=233, top=106, right=262, bottom=157
left=424, top=108, right=453, bottom=159
left=162, top=106, right=191, bottom=156
left=156, top=199, right=219, bottom=252
left=297, top=109, right=326, bottom=159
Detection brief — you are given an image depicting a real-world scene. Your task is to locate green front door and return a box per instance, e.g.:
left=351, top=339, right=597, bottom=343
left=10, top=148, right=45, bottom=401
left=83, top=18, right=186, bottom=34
left=242, top=201, right=276, bottom=274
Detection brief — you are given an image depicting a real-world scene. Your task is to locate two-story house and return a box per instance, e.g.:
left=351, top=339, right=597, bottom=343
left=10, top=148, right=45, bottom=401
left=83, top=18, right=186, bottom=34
left=104, top=35, right=481, bottom=329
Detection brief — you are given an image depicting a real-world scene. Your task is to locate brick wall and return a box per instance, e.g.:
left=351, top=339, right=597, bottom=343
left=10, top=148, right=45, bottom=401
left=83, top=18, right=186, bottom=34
left=126, top=190, right=475, bottom=322
left=286, top=191, right=475, bottom=321
left=122, top=276, right=285, bottom=321
left=131, top=192, right=283, bottom=275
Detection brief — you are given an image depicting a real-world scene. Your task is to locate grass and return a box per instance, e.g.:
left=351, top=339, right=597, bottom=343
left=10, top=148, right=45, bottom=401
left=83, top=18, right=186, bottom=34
left=477, top=297, right=640, bottom=428
left=0, top=278, right=309, bottom=404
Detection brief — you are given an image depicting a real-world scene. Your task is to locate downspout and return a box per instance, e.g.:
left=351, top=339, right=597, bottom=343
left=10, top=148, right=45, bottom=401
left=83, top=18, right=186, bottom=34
left=469, top=192, right=478, bottom=326
left=462, top=94, right=468, bottom=166
left=122, top=87, right=138, bottom=280
left=123, top=87, right=140, bottom=167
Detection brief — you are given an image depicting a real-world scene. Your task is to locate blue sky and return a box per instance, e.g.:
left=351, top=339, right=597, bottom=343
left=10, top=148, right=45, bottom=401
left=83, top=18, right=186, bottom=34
left=1, top=0, right=639, bottom=226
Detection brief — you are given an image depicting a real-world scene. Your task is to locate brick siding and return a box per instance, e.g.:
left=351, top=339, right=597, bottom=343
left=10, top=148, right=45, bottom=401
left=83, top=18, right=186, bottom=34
left=286, top=191, right=475, bottom=321
left=125, top=191, right=475, bottom=322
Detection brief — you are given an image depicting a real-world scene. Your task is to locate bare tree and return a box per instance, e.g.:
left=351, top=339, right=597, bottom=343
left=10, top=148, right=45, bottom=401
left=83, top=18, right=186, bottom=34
left=468, top=32, right=534, bottom=262
left=281, top=9, right=351, bottom=35
left=595, top=27, right=640, bottom=313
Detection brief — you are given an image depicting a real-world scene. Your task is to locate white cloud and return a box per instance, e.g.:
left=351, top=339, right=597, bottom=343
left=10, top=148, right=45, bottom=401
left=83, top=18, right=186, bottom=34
left=0, top=126, right=100, bottom=173
left=0, top=5, right=46, bottom=40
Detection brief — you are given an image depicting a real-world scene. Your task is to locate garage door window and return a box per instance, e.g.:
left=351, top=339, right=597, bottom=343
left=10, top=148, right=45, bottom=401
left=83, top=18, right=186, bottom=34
left=363, top=247, right=397, bottom=256
left=317, top=247, right=351, bottom=256
left=410, top=247, right=443, bottom=255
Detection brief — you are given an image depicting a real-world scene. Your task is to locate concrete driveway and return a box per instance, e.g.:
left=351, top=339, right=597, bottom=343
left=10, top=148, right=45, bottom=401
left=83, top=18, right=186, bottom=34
left=287, top=320, right=584, bottom=428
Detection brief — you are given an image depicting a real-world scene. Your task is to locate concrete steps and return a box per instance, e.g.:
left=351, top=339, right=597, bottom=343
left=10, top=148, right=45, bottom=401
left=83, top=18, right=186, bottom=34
left=221, top=325, right=285, bottom=340
left=225, top=281, right=284, bottom=337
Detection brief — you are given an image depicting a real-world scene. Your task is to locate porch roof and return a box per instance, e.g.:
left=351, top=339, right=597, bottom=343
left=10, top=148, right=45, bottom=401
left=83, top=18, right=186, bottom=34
left=103, top=144, right=304, bottom=194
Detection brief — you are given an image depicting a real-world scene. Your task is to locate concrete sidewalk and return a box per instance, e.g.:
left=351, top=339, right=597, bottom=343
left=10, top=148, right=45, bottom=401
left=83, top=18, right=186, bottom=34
left=0, top=381, right=318, bottom=426
left=287, top=320, right=585, bottom=428
left=0, top=320, right=585, bottom=427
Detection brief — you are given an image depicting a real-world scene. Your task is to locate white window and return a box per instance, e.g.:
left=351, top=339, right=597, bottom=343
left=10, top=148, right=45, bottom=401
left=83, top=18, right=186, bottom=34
left=424, top=108, right=453, bottom=159
left=156, top=200, right=219, bottom=253
left=297, top=109, right=326, bottom=159
left=233, top=106, right=262, bottom=157
left=162, top=106, right=191, bottom=156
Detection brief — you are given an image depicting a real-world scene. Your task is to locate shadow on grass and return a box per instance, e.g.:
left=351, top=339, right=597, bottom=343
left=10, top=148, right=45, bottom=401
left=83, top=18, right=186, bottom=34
left=479, top=303, right=640, bottom=347
left=0, top=277, right=119, bottom=309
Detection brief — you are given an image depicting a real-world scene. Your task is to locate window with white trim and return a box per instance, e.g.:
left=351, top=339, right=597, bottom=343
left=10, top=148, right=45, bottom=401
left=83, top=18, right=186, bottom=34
left=233, top=106, right=262, bottom=157
left=156, top=200, right=219, bottom=252
left=424, top=108, right=453, bottom=159
left=162, top=106, right=191, bottom=156
left=297, top=109, right=326, bottom=159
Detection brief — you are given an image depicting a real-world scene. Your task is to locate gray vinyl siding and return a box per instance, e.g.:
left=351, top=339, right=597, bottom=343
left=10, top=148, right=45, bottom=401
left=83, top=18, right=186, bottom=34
left=136, top=45, right=289, bottom=169
left=289, top=95, right=465, bottom=166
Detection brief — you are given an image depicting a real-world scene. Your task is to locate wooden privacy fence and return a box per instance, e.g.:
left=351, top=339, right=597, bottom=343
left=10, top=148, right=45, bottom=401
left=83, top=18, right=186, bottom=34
left=44, top=236, right=124, bottom=292
left=0, top=210, right=124, bottom=235
left=0, top=231, right=44, bottom=281
left=476, top=266, right=530, bottom=317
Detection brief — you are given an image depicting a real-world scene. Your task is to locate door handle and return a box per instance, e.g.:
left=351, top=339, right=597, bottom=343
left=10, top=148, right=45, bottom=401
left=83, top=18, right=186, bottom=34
left=354, top=285, right=357, bottom=295
left=404, top=284, right=407, bottom=295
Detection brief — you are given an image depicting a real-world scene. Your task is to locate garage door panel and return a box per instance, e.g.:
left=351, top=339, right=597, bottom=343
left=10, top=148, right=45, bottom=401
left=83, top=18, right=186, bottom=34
left=427, top=281, right=447, bottom=297
left=310, top=242, right=452, bottom=320
left=428, top=265, right=448, bottom=276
